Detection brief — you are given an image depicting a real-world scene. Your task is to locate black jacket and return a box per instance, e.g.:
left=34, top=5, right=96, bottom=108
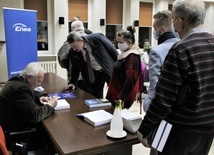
left=0, top=76, right=55, bottom=132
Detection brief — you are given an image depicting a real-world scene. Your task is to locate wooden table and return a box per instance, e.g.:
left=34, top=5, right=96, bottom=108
left=41, top=73, right=139, bottom=155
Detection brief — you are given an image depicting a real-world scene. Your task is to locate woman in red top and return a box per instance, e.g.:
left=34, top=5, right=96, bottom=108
left=106, top=26, right=142, bottom=109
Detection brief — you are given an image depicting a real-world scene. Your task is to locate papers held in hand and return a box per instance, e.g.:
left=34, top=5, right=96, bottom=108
left=76, top=110, right=113, bottom=127
left=84, top=99, right=111, bottom=108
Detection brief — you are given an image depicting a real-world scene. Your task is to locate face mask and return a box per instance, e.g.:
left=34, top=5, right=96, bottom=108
left=153, top=31, right=159, bottom=40
left=153, top=27, right=161, bottom=40
left=118, top=42, right=129, bottom=51
left=172, top=23, right=180, bottom=39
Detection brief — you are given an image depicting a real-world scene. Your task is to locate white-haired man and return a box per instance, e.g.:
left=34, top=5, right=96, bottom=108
left=0, top=62, right=57, bottom=149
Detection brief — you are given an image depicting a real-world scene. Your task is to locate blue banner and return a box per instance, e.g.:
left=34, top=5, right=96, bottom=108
left=3, top=8, right=38, bottom=79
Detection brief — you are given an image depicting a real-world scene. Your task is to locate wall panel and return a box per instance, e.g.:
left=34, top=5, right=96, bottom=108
left=139, top=2, right=153, bottom=27
left=68, top=0, right=88, bottom=22
left=106, top=0, right=123, bottom=24
left=24, top=0, right=47, bottom=21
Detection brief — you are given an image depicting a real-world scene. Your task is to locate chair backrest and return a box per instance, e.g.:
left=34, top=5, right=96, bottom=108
left=0, top=126, right=8, bottom=155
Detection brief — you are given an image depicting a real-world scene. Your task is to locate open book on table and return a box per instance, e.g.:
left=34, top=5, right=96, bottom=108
left=76, top=110, right=113, bottom=127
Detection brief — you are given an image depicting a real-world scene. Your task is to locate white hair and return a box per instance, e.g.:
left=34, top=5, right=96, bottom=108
left=71, top=21, right=85, bottom=32
left=21, top=62, right=45, bottom=78
left=172, top=0, right=206, bottom=25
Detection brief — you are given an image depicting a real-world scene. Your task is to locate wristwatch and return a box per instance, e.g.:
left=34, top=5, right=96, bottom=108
left=137, top=131, right=143, bottom=140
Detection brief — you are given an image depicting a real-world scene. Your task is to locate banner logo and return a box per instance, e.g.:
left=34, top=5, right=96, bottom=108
left=12, top=23, right=31, bottom=32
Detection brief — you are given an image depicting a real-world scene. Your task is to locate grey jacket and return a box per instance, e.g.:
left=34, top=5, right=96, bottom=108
left=143, top=37, right=179, bottom=112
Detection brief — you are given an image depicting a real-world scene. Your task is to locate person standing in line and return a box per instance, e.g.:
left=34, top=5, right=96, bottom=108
left=143, top=10, right=179, bottom=112
left=143, top=10, right=179, bottom=155
left=66, top=31, right=119, bottom=98
left=106, top=26, right=142, bottom=109
left=137, top=0, right=214, bottom=155
left=71, top=16, right=92, bottom=34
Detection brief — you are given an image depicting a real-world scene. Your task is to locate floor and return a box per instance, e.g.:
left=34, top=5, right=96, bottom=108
left=103, top=84, right=214, bottom=155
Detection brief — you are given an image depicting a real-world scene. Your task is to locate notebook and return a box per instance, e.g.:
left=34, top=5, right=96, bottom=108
left=148, top=120, right=172, bottom=152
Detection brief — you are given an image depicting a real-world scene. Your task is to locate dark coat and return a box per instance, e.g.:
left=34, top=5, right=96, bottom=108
left=0, top=76, right=55, bottom=132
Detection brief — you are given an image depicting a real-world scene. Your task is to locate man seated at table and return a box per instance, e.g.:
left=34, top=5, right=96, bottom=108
left=0, top=62, right=58, bottom=150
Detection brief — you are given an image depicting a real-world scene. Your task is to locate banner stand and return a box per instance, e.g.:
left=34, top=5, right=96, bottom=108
left=3, top=7, right=38, bottom=79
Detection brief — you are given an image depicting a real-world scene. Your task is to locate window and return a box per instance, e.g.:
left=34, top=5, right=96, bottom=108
left=139, top=27, right=152, bottom=48
left=139, top=2, right=153, bottom=48
left=37, top=21, right=48, bottom=50
left=106, top=25, right=122, bottom=48
left=24, top=0, right=48, bottom=52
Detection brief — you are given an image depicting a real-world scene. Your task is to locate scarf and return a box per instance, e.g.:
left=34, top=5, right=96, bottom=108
left=118, top=45, right=143, bottom=60
left=158, top=32, right=175, bottom=45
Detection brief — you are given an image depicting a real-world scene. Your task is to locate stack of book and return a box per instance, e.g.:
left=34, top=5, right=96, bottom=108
left=55, top=99, right=70, bottom=110
left=84, top=98, right=111, bottom=108
left=76, top=110, right=113, bottom=127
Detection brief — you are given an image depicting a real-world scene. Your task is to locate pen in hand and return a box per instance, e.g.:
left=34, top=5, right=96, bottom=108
left=39, top=96, right=58, bottom=107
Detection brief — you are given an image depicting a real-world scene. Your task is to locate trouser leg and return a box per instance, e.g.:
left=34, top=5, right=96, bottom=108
left=159, top=128, right=214, bottom=155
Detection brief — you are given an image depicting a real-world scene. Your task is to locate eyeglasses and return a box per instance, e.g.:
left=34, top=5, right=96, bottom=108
left=30, top=76, right=42, bottom=83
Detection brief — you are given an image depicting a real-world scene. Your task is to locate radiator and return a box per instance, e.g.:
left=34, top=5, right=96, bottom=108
left=39, top=61, right=57, bottom=74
